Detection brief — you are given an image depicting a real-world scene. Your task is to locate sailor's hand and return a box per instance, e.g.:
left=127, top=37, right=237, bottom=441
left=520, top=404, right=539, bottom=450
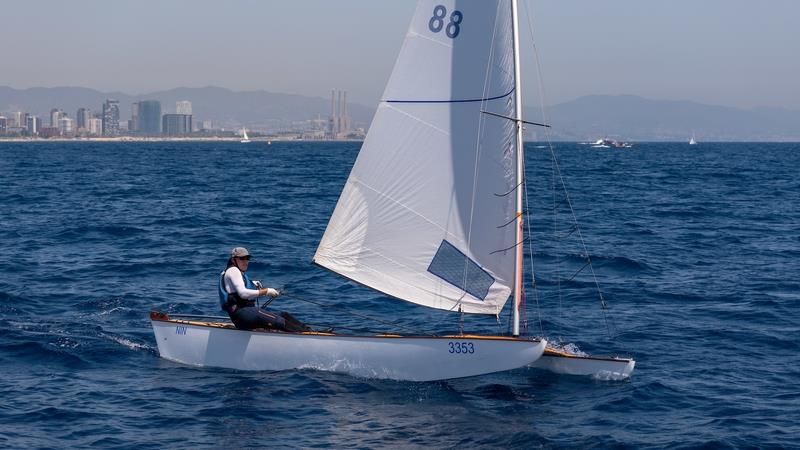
left=266, top=288, right=280, bottom=298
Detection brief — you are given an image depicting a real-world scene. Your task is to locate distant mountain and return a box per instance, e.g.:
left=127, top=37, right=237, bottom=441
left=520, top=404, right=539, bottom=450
left=3, top=87, right=799, bottom=140
left=525, top=95, right=800, bottom=141
left=0, top=85, right=375, bottom=130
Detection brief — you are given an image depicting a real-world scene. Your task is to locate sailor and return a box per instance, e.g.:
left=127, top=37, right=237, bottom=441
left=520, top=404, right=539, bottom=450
left=219, top=247, right=310, bottom=332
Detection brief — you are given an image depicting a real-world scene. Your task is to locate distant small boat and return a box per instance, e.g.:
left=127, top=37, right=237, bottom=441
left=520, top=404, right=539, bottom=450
left=592, top=138, right=632, bottom=148
left=240, top=128, right=251, bottom=143
left=689, top=134, right=697, bottom=145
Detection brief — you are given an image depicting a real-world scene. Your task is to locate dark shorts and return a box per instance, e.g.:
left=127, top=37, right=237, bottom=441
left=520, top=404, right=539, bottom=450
left=228, top=307, right=286, bottom=331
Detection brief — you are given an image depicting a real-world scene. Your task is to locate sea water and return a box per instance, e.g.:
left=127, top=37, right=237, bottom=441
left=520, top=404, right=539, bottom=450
left=1, top=141, right=798, bottom=448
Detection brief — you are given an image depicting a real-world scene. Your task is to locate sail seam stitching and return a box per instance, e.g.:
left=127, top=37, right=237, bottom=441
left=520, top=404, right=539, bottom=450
left=408, top=30, right=453, bottom=50
left=381, top=103, right=450, bottom=135
left=349, top=176, right=454, bottom=237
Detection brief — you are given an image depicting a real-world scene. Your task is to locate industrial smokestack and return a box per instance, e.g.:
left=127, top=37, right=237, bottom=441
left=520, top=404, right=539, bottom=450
left=337, top=90, right=343, bottom=135
left=343, top=91, right=348, bottom=134
left=330, top=89, right=336, bottom=137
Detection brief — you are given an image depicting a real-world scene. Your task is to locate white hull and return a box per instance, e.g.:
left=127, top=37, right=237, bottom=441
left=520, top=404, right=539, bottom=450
left=530, top=348, right=635, bottom=380
left=151, top=314, right=546, bottom=381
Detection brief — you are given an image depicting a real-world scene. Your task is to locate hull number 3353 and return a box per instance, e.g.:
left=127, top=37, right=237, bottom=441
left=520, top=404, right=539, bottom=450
left=448, top=341, right=475, bottom=354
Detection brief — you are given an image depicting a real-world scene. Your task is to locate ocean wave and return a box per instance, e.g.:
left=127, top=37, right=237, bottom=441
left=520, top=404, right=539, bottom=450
left=53, top=224, right=149, bottom=240
left=101, top=333, right=157, bottom=354
left=2, top=141, right=799, bottom=448
left=2, top=340, right=88, bottom=367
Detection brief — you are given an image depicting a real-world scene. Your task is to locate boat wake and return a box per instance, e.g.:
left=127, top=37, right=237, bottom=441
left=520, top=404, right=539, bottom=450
left=102, top=333, right=156, bottom=354
left=297, top=359, right=388, bottom=380
left=550, top=341, right=589, bottom=357
left=591, top=370, right=632, bottom=381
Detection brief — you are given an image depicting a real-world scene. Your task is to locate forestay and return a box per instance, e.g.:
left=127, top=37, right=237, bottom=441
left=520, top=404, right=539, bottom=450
left=315, top=0, right=519, bottom=315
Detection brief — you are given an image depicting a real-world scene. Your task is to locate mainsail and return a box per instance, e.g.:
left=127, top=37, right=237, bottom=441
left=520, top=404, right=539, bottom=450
left=314, top=0, right=519, bottom=315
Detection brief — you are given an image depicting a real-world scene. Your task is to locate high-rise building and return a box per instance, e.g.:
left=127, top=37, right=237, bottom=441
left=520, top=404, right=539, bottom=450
left=130, top=102, right=139, bottom=132
left=102, top=99, right=120, bottom=136
left=58, top=117, right=74, bottom=135
left=162, top=114, right=192, bottom=136
left=11, top=111, right=27, bottom=130
left=26, top=116, right=40, bottom=135
left=137, top=100, right=161, bottom=134
left=88, top=118, right=103, bottom=135
left=0, top=116, right=7, bottom=133
left=76, top=108, right=92, bottom=130
left=50, top=109, right=64, bottom=127
left=176, top=100, right=192, bottom=115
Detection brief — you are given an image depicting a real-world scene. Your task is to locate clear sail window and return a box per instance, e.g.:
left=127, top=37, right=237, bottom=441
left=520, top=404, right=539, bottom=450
left=427, top=240, right=494, bottom=300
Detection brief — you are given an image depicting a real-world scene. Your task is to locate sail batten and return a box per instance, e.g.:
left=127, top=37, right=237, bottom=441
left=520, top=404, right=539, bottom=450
left=315, top=0, right=517, bottom=315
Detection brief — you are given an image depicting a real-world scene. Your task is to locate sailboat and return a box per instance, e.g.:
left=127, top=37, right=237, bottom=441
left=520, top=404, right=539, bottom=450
left=150, top=0, right=631, bottom=381
left=240, top=127, right=250, bottom=143
left=689, top=133, right=697, bottom=145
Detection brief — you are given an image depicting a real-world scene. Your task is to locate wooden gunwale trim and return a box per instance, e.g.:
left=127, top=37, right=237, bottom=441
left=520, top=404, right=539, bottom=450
left=149, top=311, right=541, bottom=343
left=542, top=348, right=633, bottom=363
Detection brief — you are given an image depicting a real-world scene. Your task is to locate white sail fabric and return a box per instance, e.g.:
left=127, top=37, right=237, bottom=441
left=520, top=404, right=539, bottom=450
left=314, top=0, right=518, bottom=315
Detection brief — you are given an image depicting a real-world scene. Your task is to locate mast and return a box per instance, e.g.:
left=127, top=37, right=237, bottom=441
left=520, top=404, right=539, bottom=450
left=511, top=0, right=524, bottom=337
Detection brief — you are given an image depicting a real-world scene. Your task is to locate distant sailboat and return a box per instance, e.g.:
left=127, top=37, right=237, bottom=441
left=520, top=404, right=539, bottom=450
left=689, top=133, right=697, bottom=145
left=240, top=128, right=251, bottom=143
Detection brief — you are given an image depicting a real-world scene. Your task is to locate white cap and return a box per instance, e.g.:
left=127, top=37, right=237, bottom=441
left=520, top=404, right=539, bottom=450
left=230, top=247, right=251, bottom=258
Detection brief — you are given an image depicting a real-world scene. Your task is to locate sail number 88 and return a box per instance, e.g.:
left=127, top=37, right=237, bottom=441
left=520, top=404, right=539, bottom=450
left=429, top=5, right=463, bottom=39
left=448, top=341, right=475, bottom=354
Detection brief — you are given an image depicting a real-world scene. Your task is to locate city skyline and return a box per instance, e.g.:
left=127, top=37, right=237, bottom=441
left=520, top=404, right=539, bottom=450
left=1, top=1, right=798, bottom=111
left=3, top=83, right=800, bottom=141
left=0, top=90, right=363, bottom=139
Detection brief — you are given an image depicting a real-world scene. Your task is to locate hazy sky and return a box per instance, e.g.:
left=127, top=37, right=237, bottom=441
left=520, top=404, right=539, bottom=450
left=2, top=0, right=798, bottom=110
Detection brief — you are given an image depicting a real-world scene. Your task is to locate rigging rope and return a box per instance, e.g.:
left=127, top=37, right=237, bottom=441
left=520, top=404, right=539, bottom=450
left=281, top=292, right=425, bottom=336
left=523, top=169, right=545, bottom=337
left=522, top=1, right=619, bottom=340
